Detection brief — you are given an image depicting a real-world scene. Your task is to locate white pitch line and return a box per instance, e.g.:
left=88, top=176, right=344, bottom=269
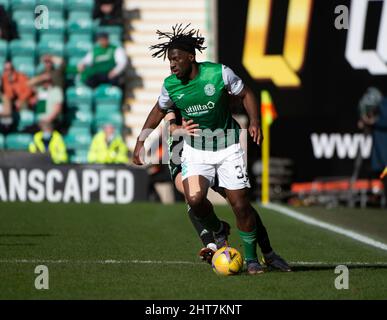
left=264, top=203, right=387, bottom=252
left=0, top=259, right=387, bottom=267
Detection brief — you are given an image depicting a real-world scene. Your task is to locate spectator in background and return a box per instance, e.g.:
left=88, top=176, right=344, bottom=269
left=30, top=73, right=63, bottom=126
left=0, top=61, right=36, bottom=117
left=77, top=32, right=127, bottom=88
left=29, top=120, right=68, bottom=164
left=93, top=0, right=123, bottom=26
left=88, top=123, right=128, bottom=164
left=29, top=55, right=65, bottom=89
left=0, top=5, right=18, bottom=40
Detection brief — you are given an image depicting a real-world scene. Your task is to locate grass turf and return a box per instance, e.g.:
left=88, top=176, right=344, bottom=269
left=0, top=202, right=387, bottom=299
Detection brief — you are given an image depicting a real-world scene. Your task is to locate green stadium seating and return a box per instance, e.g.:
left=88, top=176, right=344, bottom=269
left=96, top=25, right=123, bottom=40
left=11, top=56, right=35, bottom=77
left=70, top=149, right=88, bottom=164
left=68, top=11, right=92, bottom=21
left=67, top=18, right=93, bottom=34
left=66, top=86, right=93, bottom=105
left=36, top=0, right=64, bottom=10
left=5, top=133, right=33, bottom=150
left=46, top=10, right=64, bottom=19
left=94, top=85, right=123, bottom=104
left=15, top=110, right=35, bottom=131
left=0, top=40, right=7, bottom=58
left=94, top=112, right=123, bottom=132
left=0, top=133, right=4, bottom=149
left=9, top=39, right=36, bottom=57
left=65, top=56, right=82, bottom=81
left=66, top=0, right=93, bottom=12
left=37, top=40, right=64, bottom=57
left=11, top=0, right=36, bottom=10
left=39, top=17, right=65, bottom=36
left=67, top=109, right=93, bottom=127
left=18, top=33, right=37, bottom=41
left=95, top=103, right=120, bottom=114
left=0, top=0, right=9, bottom=10
left=68, top=33, right=93, bottom=43
left=13, top=13, right=37, bottom=36
left=39, top=33, right=65, bottom=43
left=0, top=59, right=5, bottom=74
left=64, top=133, right=91, bottom=150
left=66, top=40, right=92, bottom=58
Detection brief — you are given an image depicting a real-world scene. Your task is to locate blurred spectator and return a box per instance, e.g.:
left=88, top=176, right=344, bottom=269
left=77, top=32, right=127, bottom=88
left=0, top=5, right=18, bottom=40
left=29, top=55, right=65, bottom=89
left=93, top=0, right=123, bottom=26
left=29, top=120, right=68, bottom=164
left=31, top=73, right=63, bottom=125
left=358, top=87, right=387, bottom=199
left=1, top=61, right=36, bottom=117
left=88, top=123, right=128, bottom=164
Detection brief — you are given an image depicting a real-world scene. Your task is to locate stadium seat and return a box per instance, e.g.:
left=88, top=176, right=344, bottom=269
left=95, top=102, right=120, bottom=114
left=36, top=0, right=64, bottom=10
left=9, top=39, right=36, bottom=58
left=39, top=33, right=65, bottom=44
left=68, top=33, right=93, bottom=43
left=0, top=133, right=4, bottom=149
left=37, top=40, right=64, bottom=57
left=66, top=40, right=92, bottom=58
left=70, top=149, right=88, bottom=164
left=66, top=86, right=93, bottom=106
left=39, top=17, right=65, bottom=36
left=0, top=0, right=9, bottom=10
left=11, top=0, right=36, bottom=10
left=94, top=85, right=123, bottom=104
left=15, top=109, right=35, bottom=131
left=0, top=59, right=5, bottom=74
left=5, top=133, right=33, bottom=150
left=94, top=112, right=123, bottom=132
left=11, top=56, right=35, bottom=77
left=66, top=0, right=93, bottom=12
left=13, top=13, right=37, bottom=37
left=68, top=11, right=92, bottom=21
left=64, top=129, right=92, bottom=150
left=96, top=25, right=123, bottom=40
left=0, top=40, right=7, bottom=59
left=67, top=109, right=93, bottom=127
left=67, top=18, right=93, bottom=34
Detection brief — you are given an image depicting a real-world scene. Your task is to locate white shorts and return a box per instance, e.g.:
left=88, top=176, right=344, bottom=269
left=181, top=142, right=251, bottom=190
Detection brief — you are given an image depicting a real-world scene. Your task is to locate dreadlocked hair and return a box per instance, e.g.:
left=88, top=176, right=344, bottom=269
left=149, top=23, right=206, bottom=60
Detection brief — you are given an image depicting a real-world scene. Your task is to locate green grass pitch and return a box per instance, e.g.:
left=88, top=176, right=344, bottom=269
left=0, top=202, right=386, bottom=299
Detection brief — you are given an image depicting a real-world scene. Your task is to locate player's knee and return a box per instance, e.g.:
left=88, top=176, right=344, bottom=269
left=231, top=200, right=252, bottom=218
left=186, top=193, right=205, bottom=209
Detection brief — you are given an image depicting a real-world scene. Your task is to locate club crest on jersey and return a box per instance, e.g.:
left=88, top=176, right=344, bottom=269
left=204, top=84, right=216, bottom=96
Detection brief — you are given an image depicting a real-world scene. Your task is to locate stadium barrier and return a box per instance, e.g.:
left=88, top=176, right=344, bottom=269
left=0, top=155, right=148, bottom=203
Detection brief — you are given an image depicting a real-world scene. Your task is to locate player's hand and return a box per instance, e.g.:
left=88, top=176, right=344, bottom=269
left=182, top=119, right=201, bottom=137
left=249, top=123, right=263, bottom=145
left=132, top=140, right=145, bottom=165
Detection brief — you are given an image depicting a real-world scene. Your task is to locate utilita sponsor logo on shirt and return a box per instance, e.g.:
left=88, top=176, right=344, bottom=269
left=185, top=101, right=215, bottom=115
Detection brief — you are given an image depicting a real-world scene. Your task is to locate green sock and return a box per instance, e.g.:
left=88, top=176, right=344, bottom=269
left=238, top=229, right=258, bottom=261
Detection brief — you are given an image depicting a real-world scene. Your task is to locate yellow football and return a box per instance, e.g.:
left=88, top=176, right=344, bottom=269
left=212, top=246, right=243, bottom=276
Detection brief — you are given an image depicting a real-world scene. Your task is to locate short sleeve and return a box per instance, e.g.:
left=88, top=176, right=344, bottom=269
left=222, top=64, right=244, bottom=96
left=158, top=84, right=174, bottom=110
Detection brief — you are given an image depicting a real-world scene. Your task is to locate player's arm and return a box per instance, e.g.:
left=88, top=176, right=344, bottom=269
left=222, top=64, right=262, bottom=145
left=164, top=110, right=199, bottom=137
left=133, top=102, right=167, bottom=165
left=237, top=86, right=262, bottom=145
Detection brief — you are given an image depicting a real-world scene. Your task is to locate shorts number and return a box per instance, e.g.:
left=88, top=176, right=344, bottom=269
left=235, top=165, right=249, bottom=183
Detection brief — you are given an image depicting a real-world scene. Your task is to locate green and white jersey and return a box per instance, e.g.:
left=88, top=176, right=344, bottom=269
left=158, top=62, right=244, bottom=151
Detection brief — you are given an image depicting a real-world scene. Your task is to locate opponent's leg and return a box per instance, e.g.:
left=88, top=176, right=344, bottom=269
left=174, top=172, right=216, bottom=249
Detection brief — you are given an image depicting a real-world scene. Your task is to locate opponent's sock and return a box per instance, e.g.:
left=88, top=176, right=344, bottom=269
left=187, top=206, right=215, bottom=247
left=191, top=202, right=222, bottom=233
left=253, top=209, right=273, bottom=254
left=238, top=229, right=258, bottom=261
